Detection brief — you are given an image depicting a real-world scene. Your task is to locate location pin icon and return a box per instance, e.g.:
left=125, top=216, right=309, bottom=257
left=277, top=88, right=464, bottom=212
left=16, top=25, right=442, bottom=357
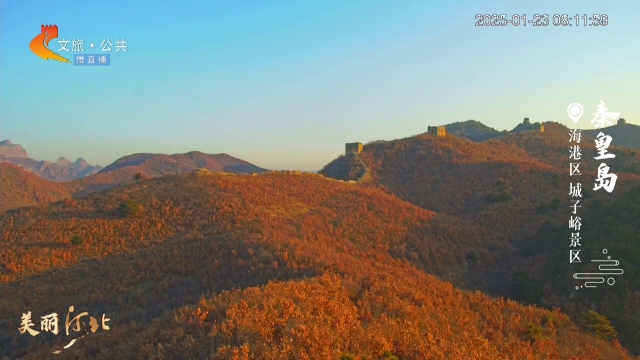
left=567, top=103, right=584, bottom=124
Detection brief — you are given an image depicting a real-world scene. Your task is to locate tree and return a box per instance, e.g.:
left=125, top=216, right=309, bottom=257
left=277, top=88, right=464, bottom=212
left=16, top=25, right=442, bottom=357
left=119, top=199, right=142, bottom=218
left=70, top=234, right=85, bottom=246
left=485, top=190, right=512, bottom=204
left=465, top=251, right=480, bottom=264
left=133, top=172, right=146, bottom=180
left=525, top=321, right=543, bottom=342
left=511, top=271, right=543, bottom=305
left=382, top=350, right=399, bottom=360
left=580, top=310, right=618, bottom=341
left=537, top=197, right=560, bottom=214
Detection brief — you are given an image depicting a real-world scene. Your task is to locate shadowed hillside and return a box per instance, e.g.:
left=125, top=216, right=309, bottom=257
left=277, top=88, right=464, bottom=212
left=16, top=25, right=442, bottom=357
left=582, top=121, right=640, bottom=150
left=0, top=164, right=70, bottom=212
left=0, top=173, right=635, bottom=359
left=518, top=184, right=640, bottom=355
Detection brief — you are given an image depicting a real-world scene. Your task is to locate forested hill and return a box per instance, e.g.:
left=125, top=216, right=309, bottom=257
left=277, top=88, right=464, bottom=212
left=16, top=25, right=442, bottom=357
left=0, top=172, right=634, bottom=359
left=320, top=128, right=640, bottom=356
left=519, top=184, right=640, bottom=355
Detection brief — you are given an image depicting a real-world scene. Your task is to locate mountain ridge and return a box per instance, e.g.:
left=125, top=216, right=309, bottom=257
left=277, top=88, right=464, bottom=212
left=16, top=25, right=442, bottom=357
left=60, top=151, right=270, bottom=197
left=0, top=139, right=28, bottom=158
left=0, top=149, right=269, bottom=212
left=0, top=139, right=103, bottom=182
left=442, top=119, right=640, bottom=150
left=582, top=121, right=640, bottom=149
left=319, top=126, right=640, bottom=355
left=98, top=151, right=266, bottom=175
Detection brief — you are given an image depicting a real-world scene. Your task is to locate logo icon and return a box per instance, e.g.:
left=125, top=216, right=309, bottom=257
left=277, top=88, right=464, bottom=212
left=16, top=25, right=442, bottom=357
left=30, top=25, right=70, bottom=63
left=567, top=103, right=584, bottom=124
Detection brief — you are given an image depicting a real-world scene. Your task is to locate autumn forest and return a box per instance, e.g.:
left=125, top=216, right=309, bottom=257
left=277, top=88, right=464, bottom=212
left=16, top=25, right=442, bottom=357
left=1, top=121, right=640, bottom=359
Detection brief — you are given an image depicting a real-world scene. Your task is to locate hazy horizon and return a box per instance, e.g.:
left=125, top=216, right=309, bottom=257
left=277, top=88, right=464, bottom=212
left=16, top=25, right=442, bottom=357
left=0, top=117, right=632, bottom=170
left=2, top=0, right=639, bottom=171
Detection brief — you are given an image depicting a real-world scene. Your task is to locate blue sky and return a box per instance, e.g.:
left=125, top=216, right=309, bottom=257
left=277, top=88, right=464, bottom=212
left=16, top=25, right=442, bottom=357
left=1, top=0, right=638, bottom=171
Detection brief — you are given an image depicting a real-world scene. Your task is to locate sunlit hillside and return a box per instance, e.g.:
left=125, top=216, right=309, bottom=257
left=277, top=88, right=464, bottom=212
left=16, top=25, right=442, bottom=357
left=319, top=128, right=640, bottom=356
left=320, top=130, right=640, bottom=242
left=0, top=164, right=70, bottom=212
left=0, top=172, right=635, bottom=359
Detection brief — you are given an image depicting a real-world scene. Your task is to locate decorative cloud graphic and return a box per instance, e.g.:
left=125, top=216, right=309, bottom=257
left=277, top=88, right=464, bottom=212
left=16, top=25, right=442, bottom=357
left=30, top=25, right=70, bottom=63
left=573, top=249, right=624, bottom=289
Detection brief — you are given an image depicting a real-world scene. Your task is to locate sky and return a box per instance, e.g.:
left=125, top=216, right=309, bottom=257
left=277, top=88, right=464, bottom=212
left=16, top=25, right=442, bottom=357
left=1, top=0, right=639, bottom=171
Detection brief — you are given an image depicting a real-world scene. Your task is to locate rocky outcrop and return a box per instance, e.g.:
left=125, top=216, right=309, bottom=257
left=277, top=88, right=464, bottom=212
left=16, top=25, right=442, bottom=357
left=0, top=140, right=102, bottom=182
left=0, top=140, right=28, bottom=158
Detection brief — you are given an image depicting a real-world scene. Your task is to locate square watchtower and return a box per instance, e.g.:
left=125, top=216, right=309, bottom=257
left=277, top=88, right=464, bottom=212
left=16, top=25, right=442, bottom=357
left=345, top=142, right=363, bottom=155
left=428, top=126, right=447, bottom=137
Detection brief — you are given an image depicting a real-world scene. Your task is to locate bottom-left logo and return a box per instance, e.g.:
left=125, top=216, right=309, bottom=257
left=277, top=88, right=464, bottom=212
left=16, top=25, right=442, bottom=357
left=18, top=305, right=111, bottom=354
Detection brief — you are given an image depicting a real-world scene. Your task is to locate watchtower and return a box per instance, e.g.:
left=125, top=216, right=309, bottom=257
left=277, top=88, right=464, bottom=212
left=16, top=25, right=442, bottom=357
left=428, top=126, right=447, bottom=137
left=345, top=142, right=363, bottom=155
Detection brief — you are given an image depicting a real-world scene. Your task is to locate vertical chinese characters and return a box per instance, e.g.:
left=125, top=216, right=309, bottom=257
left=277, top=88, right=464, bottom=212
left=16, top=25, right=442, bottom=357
left=593, top=132, right=617, bottom=193
left=570, top=101, right=624, bottom=290
left=569, top=129, right=582, bottom=264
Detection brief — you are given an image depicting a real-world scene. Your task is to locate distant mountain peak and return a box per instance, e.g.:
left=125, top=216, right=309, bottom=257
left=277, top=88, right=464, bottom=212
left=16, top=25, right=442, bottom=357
left=0, top=142, right=105, bottom=182
left=0, top=139, right=28, bottom=158
left=75, top=157, right=89, bottom=165
left=97, top=151, right=267, bottom=177
left=57, top=156, right=70, bottom=164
